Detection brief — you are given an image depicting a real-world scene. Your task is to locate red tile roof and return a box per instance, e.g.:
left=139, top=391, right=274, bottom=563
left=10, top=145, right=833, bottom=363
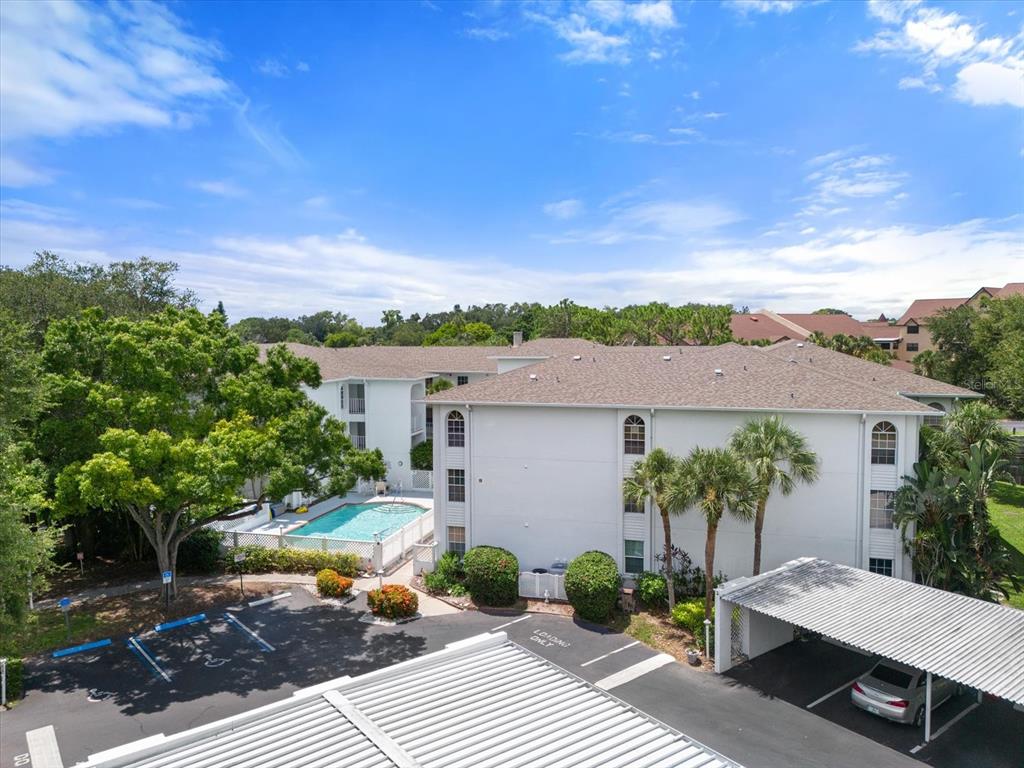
left=730, top=313, right=798, bottom=342
left=778, top=313, right=868, bottom=338
left=896, top=298, right=967, bottom=326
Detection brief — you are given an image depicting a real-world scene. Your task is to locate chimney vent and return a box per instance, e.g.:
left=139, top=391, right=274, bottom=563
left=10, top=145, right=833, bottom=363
left=512, top=331, right=523, bottom=348
left=662, top=355, right=672, bottom=361
left=529, top=373, right=538, bottom=381
left=572, top=355, right=581, bottom=361
left=714, top=368, right=723, bottom=377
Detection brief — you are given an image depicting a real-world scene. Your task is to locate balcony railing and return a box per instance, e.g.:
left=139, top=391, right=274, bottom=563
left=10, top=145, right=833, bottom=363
left=352, top=434, right=366, bottom=449
left=349, top=397, right=366, bottom=414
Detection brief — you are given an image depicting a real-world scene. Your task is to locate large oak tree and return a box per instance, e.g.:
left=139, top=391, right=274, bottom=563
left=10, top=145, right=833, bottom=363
left=45, top=307, right=373, bottom=599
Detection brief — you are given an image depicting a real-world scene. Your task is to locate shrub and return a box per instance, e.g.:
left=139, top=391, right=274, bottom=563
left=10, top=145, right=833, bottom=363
left=224, top=545, right=359, bottom=577
left=410, top=439, right=433, bottom=471
left=1, top=657, right=24, bottom=702
left=463, top=545, right=519, bottom=606
left=316, top=568, right=353, bottom=598
left=367, top=584, right=418, bottom=619
left=636, top=571, right=668, bottom=609
left=565, top=551, right=621, bottom=622
left=423, top=551, right=464, bottom=594
left=671, top=599, right=714, bottom=652
left=177, top=529, right=224, bottom=574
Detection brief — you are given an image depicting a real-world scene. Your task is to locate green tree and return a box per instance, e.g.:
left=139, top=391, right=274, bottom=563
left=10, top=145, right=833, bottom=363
left=44, top=308, right=360, bottom=600
left=623, top=449, right=683, bottom=611
left=669, top=447, right=756, bottom=617
left=730, top=416, right=819, bottom=575
left=427, top=378, right=454, bottom=395
left=812, top=308, right=850, bottom=315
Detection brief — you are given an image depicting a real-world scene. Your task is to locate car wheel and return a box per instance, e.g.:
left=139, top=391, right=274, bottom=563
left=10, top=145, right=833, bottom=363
left=913, top=705, right=925, bottom=728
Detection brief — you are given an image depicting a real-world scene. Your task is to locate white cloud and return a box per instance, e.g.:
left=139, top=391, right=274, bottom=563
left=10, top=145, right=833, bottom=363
left=801, top=150, right=907, bottom=216
left=857, top=2, right=1024, bottom=109
left=256, top=58, right=289, bottom=77
left=304, top=195, right=331, bottom=210
left=464, top=27, right=510, bottom=41
left=954, top=61, right=1024, bottom=108
left=0, top=1, right=227, bottom=143
left=552, top=199, right=743, bottom=245
left=543, top=199, right=585, bottom=220
left=0, top=155, right=56, bottom=187
left=296, top=61, right=310, bottom=73
left=723, top=1, right=800, bottom=17
left=190, top=179, right=246, bottom=198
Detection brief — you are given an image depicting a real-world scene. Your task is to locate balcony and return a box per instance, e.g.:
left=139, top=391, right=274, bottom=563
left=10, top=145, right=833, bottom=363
left=349, top=397, right=366, bottom=414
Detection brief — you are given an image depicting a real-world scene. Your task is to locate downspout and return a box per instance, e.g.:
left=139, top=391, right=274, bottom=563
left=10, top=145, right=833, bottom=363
left=465, top=404, right=473, bottom=551
left=649, top=407, right=656, bottom=572
left=856, top=413, right=866, bottom=568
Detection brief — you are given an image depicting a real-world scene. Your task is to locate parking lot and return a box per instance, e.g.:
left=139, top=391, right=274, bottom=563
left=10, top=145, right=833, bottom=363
left=724, top=635, right=1024, bottom=768
left=3, top=592, right=1019, bottom=768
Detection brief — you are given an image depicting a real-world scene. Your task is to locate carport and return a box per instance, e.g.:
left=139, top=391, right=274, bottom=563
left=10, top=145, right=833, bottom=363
left=714, top=557, right=1024, bottom=743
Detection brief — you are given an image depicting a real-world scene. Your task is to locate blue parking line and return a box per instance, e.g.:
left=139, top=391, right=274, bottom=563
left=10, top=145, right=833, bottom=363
left=52, top=638, right=112, bottom=658
left=223, top=612, right=275, bottom=652
left=126, top=636, right=171, bottom=682
left=154, top=613, right=207, bottom=633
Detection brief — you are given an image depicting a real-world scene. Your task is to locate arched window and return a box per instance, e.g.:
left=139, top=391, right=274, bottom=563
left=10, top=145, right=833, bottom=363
left=624, top=415, right=646, bottom=455
left=446, top=411, right=465, bottom=448
left=871, top=421, right=897, bottom=465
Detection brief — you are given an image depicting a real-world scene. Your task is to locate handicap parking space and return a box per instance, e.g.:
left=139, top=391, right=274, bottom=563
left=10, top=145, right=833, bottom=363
left=725, top=637, right=1024, bottom=768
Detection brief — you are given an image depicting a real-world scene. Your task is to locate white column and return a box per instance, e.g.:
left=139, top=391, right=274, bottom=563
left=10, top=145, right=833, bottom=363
left=925, top=671, right=932, bottom=742
left=714, top=594, right=733, bottom=673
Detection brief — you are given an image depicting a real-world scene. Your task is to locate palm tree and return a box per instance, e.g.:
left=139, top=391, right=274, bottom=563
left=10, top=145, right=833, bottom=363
left=624, top=448, right=681, bottom=611
left=730, top=416, right=819, bottom=575
left=669, top=447, right=756, bottom=617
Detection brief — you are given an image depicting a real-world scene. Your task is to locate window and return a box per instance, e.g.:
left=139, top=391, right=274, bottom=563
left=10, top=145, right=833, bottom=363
left=447, top=526, right=466, bottom=556
left=339, top=383, right=345, bottom=411
left=871, top=421, right=897, bottom=465
left=426, top=405, right=433, bottom=434
left=907, top=324, right=919, bottom=334
left=906, top=343, right=919, bottom=352
left=869, top=490, right=895, bottom=529
left=447, top=469, right=465, bottom=503
left=348, top=382, right=365, bottom=414
left=349, top=421, right=366, bottom=449
left=924, top=402, right=945, bottom=429
left=624, top=498, right=643, bottom=515
left=871, top=662, right=912, bottom=688
left=624, top=540, right=644, bottom=573
left=446, top=411, right=465, bottom=447
left=623, top=415, right=646, bottom=455
left=457, top=375, right=469, bottom=386
left=869, top=558, right=893, bottom=577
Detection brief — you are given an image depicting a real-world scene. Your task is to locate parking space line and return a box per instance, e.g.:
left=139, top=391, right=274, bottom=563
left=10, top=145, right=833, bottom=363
left=807, top=674, right=863, bottom=709
left=223, top=612, right=275, bottom=652
left=595, top=653, right=674, bottom=691
left=26, top=725, right=63, bottom=768
left=154, top=613, right=207, bottom=633
left=580, top=640, right=641, bottom=667
left=492, top=615, right=530, bottom=631
left=908, top=699, right=981, bottom=753
left=248, top=591, right=292, bottom=607
left=127, top=636, right=171, bottom=682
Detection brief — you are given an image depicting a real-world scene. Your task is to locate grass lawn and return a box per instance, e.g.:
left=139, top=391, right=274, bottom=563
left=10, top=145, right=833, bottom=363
left=990, top=481, right=1024, bottom=609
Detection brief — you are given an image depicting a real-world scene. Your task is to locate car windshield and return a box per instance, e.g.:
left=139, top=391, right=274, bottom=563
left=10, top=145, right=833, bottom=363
left=870, top=663, right=913, bottom=689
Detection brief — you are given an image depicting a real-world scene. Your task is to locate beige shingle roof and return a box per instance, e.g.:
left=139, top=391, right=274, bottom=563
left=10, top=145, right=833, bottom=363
left=262, top=338, right=602, bottom=381
left=426, top=343, right=942, bottom=413
left=763, top=340, right=981, bottom=399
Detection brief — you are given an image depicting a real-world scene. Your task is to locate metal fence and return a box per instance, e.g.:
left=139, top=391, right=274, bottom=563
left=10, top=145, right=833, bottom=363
left=219, top=508, right=434, bottom=572
left=519, top=571, right=568, bottom=601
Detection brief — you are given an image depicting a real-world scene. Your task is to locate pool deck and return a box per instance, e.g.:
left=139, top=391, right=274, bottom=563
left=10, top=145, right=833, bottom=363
left=243, top=490, right=433, bottom=535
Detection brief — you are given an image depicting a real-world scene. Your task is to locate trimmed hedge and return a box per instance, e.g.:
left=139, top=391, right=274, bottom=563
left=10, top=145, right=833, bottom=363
left=564, top=551, right=621, bottom=622
left=463, top=545, right=519, bottom=606
left=671, top=599, right=714, bottom=652
left=1, top=657, right=23, bottom=702
left=225, top=545, right=359, bottom=577
left=177, top=529, right=223, bottom=574
left=368, top=584, right=418, bottom=619
left=316, top=568, right=353, bottom=598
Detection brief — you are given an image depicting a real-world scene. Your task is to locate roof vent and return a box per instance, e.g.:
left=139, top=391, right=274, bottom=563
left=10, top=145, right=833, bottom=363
left=796, top=342, right=804, bottom=348
left=529, top=373, right=538, bottom=381
left=714, top=368, right=723, bottom=377
left=572, top=355, right=581, bottom=361
left=663, top=355, right=672, bottom=361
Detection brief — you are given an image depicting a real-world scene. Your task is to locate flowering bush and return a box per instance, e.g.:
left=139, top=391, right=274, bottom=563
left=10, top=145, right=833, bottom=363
left=368, top=584, right=419, bottom=619
left=316, top=568, right=353, bottom=598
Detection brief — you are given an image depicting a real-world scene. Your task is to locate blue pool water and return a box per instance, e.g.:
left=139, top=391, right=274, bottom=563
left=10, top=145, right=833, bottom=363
left=291, top=502, right=426, bottom=540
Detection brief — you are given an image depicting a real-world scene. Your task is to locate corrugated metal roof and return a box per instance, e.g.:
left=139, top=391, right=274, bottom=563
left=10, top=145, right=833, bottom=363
left=79, top=633, right=742, bottom=768
left=718, top=558, right=1024, bottom=705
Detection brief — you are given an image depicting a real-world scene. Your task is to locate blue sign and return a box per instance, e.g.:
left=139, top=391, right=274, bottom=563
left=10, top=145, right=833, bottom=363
left=59, top=597, right=71, bottom=610
left=161, top=571, right=173, bottom=584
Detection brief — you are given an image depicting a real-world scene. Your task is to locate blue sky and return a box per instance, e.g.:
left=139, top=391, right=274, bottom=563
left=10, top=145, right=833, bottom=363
left=1, top=0, right=1022, bottom=322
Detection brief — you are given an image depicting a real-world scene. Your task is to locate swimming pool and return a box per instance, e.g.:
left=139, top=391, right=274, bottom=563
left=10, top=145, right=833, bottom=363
left=290, top=502, right=427, bottom=540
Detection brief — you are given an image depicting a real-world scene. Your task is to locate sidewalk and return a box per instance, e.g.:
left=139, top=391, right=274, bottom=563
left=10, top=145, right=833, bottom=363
left=36, top=560, right=460, bottom=616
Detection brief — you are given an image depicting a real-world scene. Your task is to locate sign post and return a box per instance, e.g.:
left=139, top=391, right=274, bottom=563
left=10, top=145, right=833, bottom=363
left=59, top=597, right=72, bottom=640
left=76, top=551, right=85, bottom=576
left=161, top=570, right=173, bottom=609
left=234, top=552, right=247, bottom=597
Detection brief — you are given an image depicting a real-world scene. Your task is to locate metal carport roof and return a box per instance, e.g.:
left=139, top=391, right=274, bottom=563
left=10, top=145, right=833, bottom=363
left=717, top=557, right=1024, bottom=706
left=78, top=632, right=742, bottom=768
